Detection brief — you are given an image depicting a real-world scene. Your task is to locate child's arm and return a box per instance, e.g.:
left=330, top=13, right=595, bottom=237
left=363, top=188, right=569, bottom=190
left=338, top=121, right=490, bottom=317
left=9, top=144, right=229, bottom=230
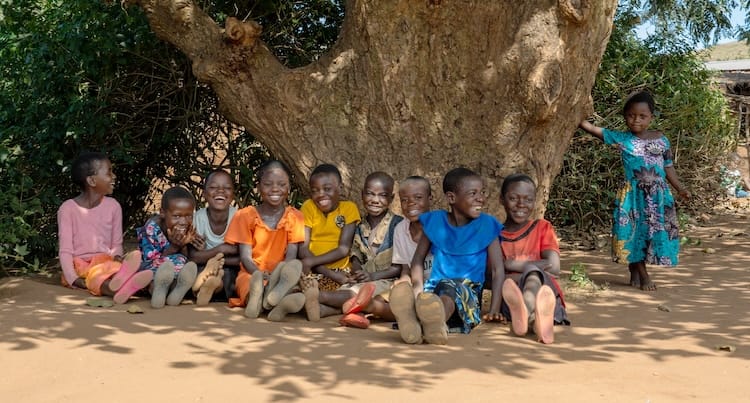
left=504, top=250, right=559, bottom=276
left=285, top=242, right=300, bottom=261
left=57, top=205, right=80, bottom=287
left=238, top=243, right=262, bottom=274
left=409, top=236, right=432, bottom=297
left=301, top=223, right=357, bottom=284
left=579, top=119, right=604, bottom=141
left=665, top=166, right=691, bottom=200
left=188, top=243, right=239, bottom=265
left=483, top=238, right=505, bottom=322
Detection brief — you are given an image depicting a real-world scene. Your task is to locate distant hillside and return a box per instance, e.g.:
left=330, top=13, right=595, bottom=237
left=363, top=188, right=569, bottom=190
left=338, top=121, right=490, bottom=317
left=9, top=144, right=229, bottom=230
left=701, top=40, right=750, bottom=61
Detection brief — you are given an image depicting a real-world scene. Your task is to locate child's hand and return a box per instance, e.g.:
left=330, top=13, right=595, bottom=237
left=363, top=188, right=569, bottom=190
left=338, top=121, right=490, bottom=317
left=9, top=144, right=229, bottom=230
left=332, top=271, right=355, bottom=285
left=351, top=270, right=371, bottom=283
left=678, top=188, right=691, bottom=200
left=190, top=233, right=206, bottom=250
left=167, top=227, right=189, bottom=247
left=482, top=311, right=505, bottom=323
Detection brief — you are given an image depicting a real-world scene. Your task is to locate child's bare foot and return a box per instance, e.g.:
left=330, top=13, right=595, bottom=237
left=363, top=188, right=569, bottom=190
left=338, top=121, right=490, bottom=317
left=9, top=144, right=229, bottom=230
left=502, top=278, right=528, bottom=336
left=415, top=292, right=447, bottom=345
left=638, top=264, right=656, bottom=291
left=263, top=265, right=282, bottom=310
left=244, top=270, right=265, bottom=318
left=265, top=260, right=302, bottom=307
left=533, top=285, right=555, bottom=344
left=151, top=262, right=175, bottom=309
left=192, top=253, right=225, bottom=293
left=166, top=262, right=197, bottom=306
left=390, top=282, right=422, bottom=344
left=196, top=269, right=224, bottom=306
left=267, top=292, right=305, bottom=322
left=300, top=276, right=320, bottom=321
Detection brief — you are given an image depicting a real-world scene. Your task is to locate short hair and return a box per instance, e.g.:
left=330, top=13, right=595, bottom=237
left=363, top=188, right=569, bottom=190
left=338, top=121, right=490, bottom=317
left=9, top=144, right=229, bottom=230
left=364, top=171, right=395, bottom=192
left=442, top=167, right=479, bottom=194
left=203, top=169, right=234, bottom=189
left=71, top=152, right=109, bottom=190
left=401, top=176, right=431, bottom=196
left=256, top=159, right=292, bottom=183
left=501, top=173, right=536, bottom=196
left=623, top=91, right=655, bottom=115
left=161, top=186, right=195, bottom=211
left=310, top=163, right=342, bottom=182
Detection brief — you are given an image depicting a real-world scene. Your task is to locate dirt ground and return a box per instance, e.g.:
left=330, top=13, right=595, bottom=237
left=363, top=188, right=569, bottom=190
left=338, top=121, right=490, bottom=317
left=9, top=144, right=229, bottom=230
left=1, top=204, right=749, bottom=402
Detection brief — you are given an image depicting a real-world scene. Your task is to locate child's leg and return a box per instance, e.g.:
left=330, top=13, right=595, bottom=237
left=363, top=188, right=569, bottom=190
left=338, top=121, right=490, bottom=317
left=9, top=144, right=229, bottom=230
left=522, top=272, right=542, bottom=313
left=628, top=262, right=641, bottom=288
left=222, top=265, right=240, bottom=300
left=244, top=270, right=265, bottom=318
left=267, top=292, right=305, bottom=322
left=634, top=261, right=656, bottom=291
left=300, top=276, right=321, bottom=321
left=363, top=295, right=395, bottom=321
left=319, top=289, right=356, bottom=309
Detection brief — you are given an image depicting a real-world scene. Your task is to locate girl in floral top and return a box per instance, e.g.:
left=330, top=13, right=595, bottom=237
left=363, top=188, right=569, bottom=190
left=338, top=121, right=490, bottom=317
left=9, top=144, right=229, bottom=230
left=579, top=91, right=690, bottom=291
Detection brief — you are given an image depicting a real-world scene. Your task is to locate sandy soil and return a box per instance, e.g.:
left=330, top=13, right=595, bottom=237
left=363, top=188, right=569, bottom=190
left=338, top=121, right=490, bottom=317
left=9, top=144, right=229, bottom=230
left=1, top=209, right=749, bottom=402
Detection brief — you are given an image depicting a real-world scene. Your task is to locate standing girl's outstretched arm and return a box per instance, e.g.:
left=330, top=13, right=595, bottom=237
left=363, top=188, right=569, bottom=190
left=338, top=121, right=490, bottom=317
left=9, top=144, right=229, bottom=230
left=665, top=166, right=691, bottom=200
left=579, top=120, right=604, bottom=141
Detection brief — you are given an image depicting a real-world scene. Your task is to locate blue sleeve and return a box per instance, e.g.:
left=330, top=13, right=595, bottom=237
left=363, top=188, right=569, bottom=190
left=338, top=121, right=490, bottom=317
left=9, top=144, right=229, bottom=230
left=602, top=128, right=629, bottom=146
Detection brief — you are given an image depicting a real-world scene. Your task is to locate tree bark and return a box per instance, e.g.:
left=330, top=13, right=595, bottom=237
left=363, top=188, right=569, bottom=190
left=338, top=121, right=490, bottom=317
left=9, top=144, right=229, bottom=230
left=126, top=0, right=617, bottom=216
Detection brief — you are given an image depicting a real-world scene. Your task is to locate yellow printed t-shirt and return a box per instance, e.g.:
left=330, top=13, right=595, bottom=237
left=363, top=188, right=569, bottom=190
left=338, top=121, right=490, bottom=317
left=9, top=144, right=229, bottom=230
left=301, top=199, right=361, bottom=269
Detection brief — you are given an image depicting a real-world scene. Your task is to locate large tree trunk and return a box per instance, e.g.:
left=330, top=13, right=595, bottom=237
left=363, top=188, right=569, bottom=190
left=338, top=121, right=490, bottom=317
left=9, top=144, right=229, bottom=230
left=127, top=0, right=616, bottom=216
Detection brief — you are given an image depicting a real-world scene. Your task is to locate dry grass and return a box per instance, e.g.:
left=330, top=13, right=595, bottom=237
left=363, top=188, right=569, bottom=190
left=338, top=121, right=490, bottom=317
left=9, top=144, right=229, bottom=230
left=700, top=40, right=750, bottom=61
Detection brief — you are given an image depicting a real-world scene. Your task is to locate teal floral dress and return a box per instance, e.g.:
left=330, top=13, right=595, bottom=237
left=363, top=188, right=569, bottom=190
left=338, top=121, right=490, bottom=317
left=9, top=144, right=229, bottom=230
left=603, top=129, right=680, bottom=266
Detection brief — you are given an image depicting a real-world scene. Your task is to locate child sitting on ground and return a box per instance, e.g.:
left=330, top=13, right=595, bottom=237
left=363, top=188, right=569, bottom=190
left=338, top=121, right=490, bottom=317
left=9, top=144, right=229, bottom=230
left=298, top=164, right=361, bottom=321
left=189, top=169, right=240, bottom=305
left=391, top=168, right=505, bottom=344
left=137, top=186, right=199, bottom=309
left=58, top=152, right=152, bottom=304
left=323, top=172, right=404, bottom=328
left=720, top=152, right=750, bottom=198
left=497, top=173, right=569, bottom=344
left=224, top=160, right=307, bottom=321
left=392, top=176, right=433, bottom=283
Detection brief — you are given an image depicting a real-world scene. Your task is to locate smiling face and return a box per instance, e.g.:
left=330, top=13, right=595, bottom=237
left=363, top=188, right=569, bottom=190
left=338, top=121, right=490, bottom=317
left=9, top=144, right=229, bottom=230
left=89, top=159, right=116, bottom=195
left=362, top=178, right=393, bottom=218
left=259, top=166, right=290, bottom=208
left=624, top=102, right=653, bottom=136
left=399, top=180, right=430, bottom=223
left=309, top=172, right=341, bottom=214
left=204, top=171, right=234, bottom=212
left=161, top=198, right=195, bottom=234
left=501, top=180, right=536, bottom=227
left=448, top=176, right=486, bottom=220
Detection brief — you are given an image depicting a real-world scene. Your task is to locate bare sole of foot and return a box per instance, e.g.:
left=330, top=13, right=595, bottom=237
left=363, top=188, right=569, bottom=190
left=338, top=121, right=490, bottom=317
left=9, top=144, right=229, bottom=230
left=262, top=265, right=282, bottom=310
left=267, top=292, right=305, bottom=322
left=151, top=262, right=175, bottom=309
left=166, top=262, right=197, bottom=306
left=196, top=272, right=223, bottom=306
left=265, top=260, right=302, bottom=307
left=244, top=270, right=265, bottom=318
left=415, top=292, right=447, bottom=345
left=109, top=250, right=142, bottom=291
left=113, top=270, right=153, bottom=305
left=192, top=253, right=224, bottom=293
left=390, top=282, right=422, bottom=344
left=300, top=276, right=320, bottom=321
left=534, top=285, right=555, bottom=344
left=502, top=278, right=529, bottom=336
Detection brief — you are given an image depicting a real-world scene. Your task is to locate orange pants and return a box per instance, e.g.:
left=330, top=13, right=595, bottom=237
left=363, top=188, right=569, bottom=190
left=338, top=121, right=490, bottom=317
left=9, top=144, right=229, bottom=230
left=60, top=254, right=120, bottom=296
left=229, top=268, right=270, bottom=308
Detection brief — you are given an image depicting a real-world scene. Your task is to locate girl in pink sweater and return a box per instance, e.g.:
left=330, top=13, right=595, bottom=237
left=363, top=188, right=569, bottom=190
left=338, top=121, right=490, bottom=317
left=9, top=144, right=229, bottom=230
left=57, top=152, right=152, bottom=304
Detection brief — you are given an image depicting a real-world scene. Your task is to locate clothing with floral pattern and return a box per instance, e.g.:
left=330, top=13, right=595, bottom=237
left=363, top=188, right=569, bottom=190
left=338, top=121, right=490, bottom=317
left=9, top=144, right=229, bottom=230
left=136, top=217, right=188, bottom=275
left=604, top=129, right=680, bottom=266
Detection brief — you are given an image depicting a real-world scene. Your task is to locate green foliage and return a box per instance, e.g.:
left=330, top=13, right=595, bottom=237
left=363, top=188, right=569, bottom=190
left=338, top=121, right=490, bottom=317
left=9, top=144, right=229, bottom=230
left=0, top=1, right=342, bottom=273
left=568, top=263, right=593, bottom=288
left=547, top=17, right=736, bottom=229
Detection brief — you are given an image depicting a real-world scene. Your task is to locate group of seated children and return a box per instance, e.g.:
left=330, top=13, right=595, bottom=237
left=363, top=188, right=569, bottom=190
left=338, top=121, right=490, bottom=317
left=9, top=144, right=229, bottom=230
left=59, top=152, right=568, bottom=344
